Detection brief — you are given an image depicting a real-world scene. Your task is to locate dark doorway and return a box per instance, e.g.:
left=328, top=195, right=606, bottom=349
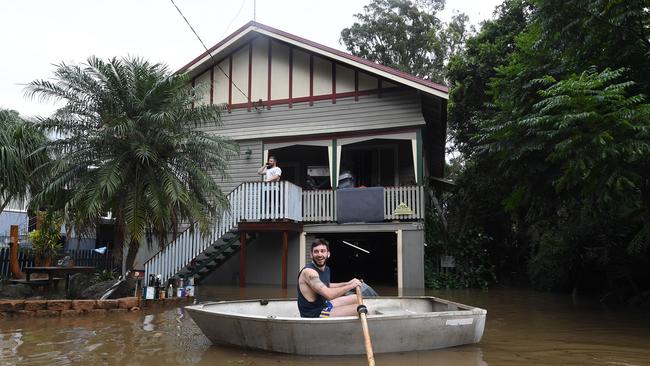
left=320, top=232, right=397, bottom=287
left=268, top=145, right=330, bottom=189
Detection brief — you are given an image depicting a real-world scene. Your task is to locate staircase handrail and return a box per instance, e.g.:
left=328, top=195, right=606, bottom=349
left=143, top=181, right=302, bottom=284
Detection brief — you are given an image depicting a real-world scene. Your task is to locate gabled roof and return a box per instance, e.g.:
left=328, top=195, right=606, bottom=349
left=177, top=21, right=448, bottom=100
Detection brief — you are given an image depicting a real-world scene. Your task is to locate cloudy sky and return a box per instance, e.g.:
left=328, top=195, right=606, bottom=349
left=1, top=0, right=502, bottom=117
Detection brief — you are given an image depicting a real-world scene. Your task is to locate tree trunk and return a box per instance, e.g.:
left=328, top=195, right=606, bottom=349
left=9, top=225, right=25, bottom=279
left=124, top=238, right=139, bottom=276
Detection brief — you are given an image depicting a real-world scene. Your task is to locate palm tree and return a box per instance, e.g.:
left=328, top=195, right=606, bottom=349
left=0, top=109, right=48, bottom=213
left=25, top=56, right=238, bottom=271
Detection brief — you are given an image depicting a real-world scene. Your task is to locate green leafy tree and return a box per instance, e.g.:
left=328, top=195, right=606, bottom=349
left=484, top=68, right=650, bottom=239
left=440, top=0, right=532, bottom=283
left=483, top=68, right=650, bottom=292
left=533, top=0, right=650, bottom=93
left=0, top=109, right=48, bottom=212
left=447, top=0, right=532, bottom=156
left=444, top=0, right=650, bottom=300
left=341, top=0, right=470, bottom=83
left=25, top=56, right=238, bottom=271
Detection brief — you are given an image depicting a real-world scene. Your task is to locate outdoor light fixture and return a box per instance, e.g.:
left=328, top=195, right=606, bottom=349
left=252, top=98, right=264, bottom=112
left=245, top=148, right=252, bottom=159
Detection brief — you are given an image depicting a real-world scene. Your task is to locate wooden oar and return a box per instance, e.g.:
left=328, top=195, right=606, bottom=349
left=356, top=286, right=375, bottom=366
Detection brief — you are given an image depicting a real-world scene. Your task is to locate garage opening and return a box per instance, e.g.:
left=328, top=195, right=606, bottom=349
left=319, top=232, right=397, bottom=287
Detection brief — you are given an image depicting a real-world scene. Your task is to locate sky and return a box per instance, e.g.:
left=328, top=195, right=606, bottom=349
left=0, top=0, right=502, bottom=118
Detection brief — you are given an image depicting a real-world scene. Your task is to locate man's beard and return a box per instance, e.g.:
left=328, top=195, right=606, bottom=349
left=313, top=257, right=327, bottom=267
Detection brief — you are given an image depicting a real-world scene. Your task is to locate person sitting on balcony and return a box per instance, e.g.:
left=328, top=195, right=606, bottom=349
left=297, top=238, right=363, bottom=318
left=257, top=156, right=282, bottom=182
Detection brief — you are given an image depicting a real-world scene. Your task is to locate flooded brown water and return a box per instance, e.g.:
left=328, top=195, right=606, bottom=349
left=1, top=286, right=649, bottom=365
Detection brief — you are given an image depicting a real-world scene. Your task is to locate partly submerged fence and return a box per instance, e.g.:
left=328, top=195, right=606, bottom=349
left=0, top=248, right=119, bottom=278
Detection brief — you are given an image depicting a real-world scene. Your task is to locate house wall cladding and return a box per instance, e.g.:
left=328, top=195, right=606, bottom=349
left=191, top=35, right=401, bottom=108
left=216, top=139, right=263, bottom=194
left=201, top=89, right=425, bottom=141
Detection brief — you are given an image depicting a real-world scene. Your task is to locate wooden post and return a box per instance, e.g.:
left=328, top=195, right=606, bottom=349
left=281, top=230, right=288, bottom=289
left=9, top=225, right=25, bottom=279
left=239, top=231, right=247, bottom=287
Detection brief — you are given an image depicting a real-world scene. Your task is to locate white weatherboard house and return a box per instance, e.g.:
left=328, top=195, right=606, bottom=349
left=143, top=21, right=448, bottom=290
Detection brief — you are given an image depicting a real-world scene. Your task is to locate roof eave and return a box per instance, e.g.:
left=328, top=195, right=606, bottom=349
left=177, top=21, right=448, bottom=100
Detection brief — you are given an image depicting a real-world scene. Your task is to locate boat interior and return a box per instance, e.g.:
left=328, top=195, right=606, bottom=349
left=191, top=297, right=473, bottom=319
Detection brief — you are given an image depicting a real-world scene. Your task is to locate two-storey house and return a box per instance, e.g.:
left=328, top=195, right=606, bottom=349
left=143, top=21, right=447, bottom=291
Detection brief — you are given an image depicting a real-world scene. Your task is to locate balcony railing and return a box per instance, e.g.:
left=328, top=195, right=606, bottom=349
left=232, top=181, right=302, bottom=222
left=302, top=185, right=424, bottom=223
left=302, top=189, right=336, bottom=222
left=384, top=185, right=425, bottom=220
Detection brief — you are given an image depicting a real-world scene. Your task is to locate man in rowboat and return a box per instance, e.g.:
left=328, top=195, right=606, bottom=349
left=297, top=238, right=363, bottom=318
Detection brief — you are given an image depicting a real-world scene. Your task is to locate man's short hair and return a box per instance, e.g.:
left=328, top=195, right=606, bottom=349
left=268, top=156, right=277, bottom=162
left=311, top=238, right=329, bottom=251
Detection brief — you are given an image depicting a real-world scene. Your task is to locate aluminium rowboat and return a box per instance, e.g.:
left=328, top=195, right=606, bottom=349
left=185, top=296, right=486, bottom=355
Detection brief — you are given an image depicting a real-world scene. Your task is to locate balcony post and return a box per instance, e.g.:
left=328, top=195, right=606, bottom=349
left=281, top=230, right=288, bottom=289
left=239, top=231, right=247, bottom=287
left=416, top=129, right=423, bottom=184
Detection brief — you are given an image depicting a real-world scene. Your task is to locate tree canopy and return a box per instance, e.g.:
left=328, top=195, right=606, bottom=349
left=25, top=56, right=238, bottom=270
left=341, top=0, right=472, bottom=83
left=0, top=109, right=48, bottom=212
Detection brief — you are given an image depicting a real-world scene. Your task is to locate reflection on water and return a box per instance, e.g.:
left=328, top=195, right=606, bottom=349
left=1, top=286, right=649, bottom=365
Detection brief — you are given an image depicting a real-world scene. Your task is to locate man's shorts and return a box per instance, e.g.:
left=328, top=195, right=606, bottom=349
left=319, top=300, right=334, bottom=318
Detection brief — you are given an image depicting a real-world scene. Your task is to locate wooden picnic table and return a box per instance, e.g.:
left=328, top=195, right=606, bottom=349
left=24, top=266, right=95, bottom=292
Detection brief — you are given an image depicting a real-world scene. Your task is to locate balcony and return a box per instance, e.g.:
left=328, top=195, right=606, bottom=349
left=231, top=181, right=424, bottom=224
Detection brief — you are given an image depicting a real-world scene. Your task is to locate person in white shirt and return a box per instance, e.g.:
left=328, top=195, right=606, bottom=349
left=257, top=156, right=282, bottom=182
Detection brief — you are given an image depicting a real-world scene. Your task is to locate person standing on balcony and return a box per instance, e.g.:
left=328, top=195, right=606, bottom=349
left=257, top=156, right=282, bottom=182
left=297, top=238, right=363, bottom=318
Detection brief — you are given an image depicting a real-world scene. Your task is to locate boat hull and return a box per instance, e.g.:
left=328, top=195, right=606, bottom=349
left=185, top=296, right=486, bottom=355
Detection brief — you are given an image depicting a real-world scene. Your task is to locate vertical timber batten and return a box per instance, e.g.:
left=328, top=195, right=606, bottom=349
left=228, top=55, right=233, bottom=112
left=331, top=62, right=336, bottom=104
left=354, top=70, right=359, bottom=101
left=309, top=54, right=314, bottom=106
left=247, top=42, right=252, bottom=112
left=210, top=66, right=214, bottom=105
left=288, top=47, right=293, bottom=108
left=267, top=38, right=272, bottom=110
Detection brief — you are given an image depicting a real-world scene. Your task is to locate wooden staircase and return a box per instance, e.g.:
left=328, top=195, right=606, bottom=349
left=144, top=181, right=302, bottom=285
left=182, top=231, right=256, bottom=283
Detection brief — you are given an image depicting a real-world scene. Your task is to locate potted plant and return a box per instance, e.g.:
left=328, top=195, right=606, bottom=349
left=28, top=212, right=63, bottom=266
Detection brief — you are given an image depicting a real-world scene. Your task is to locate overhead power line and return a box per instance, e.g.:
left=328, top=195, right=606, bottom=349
left=169, top=0, right=249, bottom=103
left=220, top=0, right=248, bottom=40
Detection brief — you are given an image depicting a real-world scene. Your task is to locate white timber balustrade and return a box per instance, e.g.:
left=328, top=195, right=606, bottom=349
left=384, top=185, right=424, bottom=220
left=144, top=181, right=302, bottom=284
left=302, top=189, right=336, bottom=222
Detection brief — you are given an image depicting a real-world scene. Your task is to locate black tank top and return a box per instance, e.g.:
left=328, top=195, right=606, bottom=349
left=297, top=262, right=331, bottom=318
